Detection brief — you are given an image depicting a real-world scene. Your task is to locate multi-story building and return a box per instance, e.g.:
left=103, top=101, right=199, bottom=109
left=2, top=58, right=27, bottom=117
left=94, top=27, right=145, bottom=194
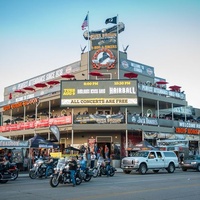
left=1, top=21, right=200, bottom=161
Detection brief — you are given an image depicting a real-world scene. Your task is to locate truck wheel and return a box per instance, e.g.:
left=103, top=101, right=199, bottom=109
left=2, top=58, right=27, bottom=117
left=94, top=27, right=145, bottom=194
left=123, top=170, right=131, bottom=174
left=139, top=163, right=147, bottom=174
left=167, top=163, right=175, bottom=173
left=196, top=164, right=200, bottom=172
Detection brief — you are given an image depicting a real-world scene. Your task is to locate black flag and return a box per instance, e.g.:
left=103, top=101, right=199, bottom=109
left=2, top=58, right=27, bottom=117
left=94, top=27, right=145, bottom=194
left=49, top=125, right=60, bottom=142
left=105, top=16, right=117, bottom=24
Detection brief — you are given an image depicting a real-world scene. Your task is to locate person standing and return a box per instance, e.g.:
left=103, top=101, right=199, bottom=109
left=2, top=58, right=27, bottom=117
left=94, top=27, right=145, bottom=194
left=104, top=145, right=109, bottom=158
left=68, top=156, right=77, bottom=187
left=97, top=147, right=101, bottom=160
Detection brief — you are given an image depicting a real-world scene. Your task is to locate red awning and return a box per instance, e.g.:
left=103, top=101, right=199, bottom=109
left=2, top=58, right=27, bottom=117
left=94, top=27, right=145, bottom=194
left=46, top=80, right=60, bottom=85
left=169, top=85, right=181, bottom=89
left=34, top=83, right=47, bottom=88
left=61, top=74, right=75, bottom=79
left=14, top=89, right=25, bottom=93
left=156, top=81, right=168, bottom=85
left=169, top=85, right=181, bottom=91
left=124, top=72, right=138, bottom=79
left=89, top=71, right=103, bottom=76
left=23, top=87, right=35, bottom=91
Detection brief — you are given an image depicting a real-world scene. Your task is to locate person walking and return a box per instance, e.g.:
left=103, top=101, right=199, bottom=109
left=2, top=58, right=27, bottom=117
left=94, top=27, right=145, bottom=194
left=68, top=156, right=77, bottom=187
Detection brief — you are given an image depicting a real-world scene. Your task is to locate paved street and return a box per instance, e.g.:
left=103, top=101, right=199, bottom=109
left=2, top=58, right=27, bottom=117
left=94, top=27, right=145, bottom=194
left=1, top=168, right=200, bottom=200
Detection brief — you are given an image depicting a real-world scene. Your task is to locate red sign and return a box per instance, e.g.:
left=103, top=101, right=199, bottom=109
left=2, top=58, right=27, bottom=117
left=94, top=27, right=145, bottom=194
left=0, top=116, right=72, bottom=133
left=175, top=127, right=200, bottom=135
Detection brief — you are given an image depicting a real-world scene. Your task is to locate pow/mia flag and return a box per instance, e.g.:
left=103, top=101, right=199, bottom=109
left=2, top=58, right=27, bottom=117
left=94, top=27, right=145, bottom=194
left=105, top=16, right=117, bottom=24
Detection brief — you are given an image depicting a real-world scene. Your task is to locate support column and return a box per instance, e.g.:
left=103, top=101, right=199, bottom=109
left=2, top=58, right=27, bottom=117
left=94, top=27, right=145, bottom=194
left=125, top=129, right=128, bottom=157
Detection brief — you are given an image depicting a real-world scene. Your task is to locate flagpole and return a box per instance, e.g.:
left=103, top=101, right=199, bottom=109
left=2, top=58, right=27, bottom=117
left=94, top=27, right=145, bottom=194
left=87, top=11, right=90, bottom=80
left=117, top=14, right=119, bottom=80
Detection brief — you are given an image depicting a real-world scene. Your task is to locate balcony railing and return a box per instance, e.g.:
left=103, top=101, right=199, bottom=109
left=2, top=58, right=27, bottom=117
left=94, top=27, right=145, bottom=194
left=1, top=114, right=200, bottom=133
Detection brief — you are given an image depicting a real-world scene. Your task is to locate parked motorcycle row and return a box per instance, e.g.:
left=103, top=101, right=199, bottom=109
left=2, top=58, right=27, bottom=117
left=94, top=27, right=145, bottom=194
left=0, top=156, right=117, bottom=186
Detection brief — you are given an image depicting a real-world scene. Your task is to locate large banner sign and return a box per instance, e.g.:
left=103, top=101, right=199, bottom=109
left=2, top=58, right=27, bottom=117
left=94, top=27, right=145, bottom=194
left=61, top=80, right=138, bottom=107
left=120, top=59, right=155, bottom=77
left=74, top=113, right=125, bottom=124
left=0, top=116, right=72, bottom=133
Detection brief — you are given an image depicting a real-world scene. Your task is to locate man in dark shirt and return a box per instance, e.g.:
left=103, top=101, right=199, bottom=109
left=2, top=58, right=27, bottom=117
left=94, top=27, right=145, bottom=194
left=68, top=156, right=77, bottom=187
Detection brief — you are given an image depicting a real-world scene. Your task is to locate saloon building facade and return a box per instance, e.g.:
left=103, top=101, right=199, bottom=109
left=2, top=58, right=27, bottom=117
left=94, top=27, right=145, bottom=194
left=0, top=21, right=200, bottom=159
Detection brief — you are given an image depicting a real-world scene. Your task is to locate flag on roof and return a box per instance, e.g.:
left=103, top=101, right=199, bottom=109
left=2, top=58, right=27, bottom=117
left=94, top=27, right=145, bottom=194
left=105, top=16, right=117, bottom=24
left=81, top=13, right=88, bottom=30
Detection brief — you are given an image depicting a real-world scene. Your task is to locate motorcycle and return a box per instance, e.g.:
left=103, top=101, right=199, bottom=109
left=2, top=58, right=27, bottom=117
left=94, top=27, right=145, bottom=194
left=77, top=163, right=93, bottom=182
left=29, top=158, right=55, bottom=179
left=0, top=162, right=19, bottom=184
left=50, top=158, right=82, bottom=187
left=92, top=157, right=116, bottom=178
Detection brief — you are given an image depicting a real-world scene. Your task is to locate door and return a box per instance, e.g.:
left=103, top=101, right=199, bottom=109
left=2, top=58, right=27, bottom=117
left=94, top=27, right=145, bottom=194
left=155, top=151, right=165, bottom=168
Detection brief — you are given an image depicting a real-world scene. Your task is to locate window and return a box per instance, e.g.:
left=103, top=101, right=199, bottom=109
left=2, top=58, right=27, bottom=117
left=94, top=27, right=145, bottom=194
left=149, top=152, right=156, bottom=159
left=156, top=152, right=162, bottom=158
left=163, top=152, right=177, bottom=157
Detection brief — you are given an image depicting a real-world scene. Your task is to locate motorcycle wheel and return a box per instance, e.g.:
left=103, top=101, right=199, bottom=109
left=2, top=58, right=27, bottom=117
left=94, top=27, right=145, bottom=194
left=29, top=171, right=37, bottom=179
left=92, top=168, right=98, bottom=178
left=50, top=175, right=59, bottom=188
left=75, top=176, right=82, bottom=185
left=110, top=167, right=115, bottom=177
left=11, top=170, right=19, bottom=180
left=101, top=169, right=106, bottom=175
left=84, top=174, right=91, bottom=182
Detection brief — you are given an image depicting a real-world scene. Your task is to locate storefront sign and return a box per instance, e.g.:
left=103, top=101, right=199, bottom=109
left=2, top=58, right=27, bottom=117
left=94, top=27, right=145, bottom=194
left=175, top=127, right=200, bottom=135
left=178, top=121, right=200, bottom=129
left=138, top=83, right=185, bottom=100
left=120, top=59, right=155, bottom=77
left=0, top=116, right=72, bottom=133
left=3, top=98, right=38, bottom=111
left=3, top=62, right=81, bottom=99
left=128, top=115, right=158, bottom=126
left=0, top=140, right=29, bottom=148
left=61, top=80, right=138, bottom=107
left=74, top=114, right=125, bottom=124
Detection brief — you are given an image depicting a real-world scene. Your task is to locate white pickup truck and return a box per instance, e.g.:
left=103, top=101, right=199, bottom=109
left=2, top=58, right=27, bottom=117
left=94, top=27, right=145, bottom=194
left=121, top=150, right=179, bottom=174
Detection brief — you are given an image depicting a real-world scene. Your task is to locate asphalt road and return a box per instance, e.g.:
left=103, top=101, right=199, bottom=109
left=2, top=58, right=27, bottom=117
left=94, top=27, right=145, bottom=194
left=1, top=169, right=200, bottom=200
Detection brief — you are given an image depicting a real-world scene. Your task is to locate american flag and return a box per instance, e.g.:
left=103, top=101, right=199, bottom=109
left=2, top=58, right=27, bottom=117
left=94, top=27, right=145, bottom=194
left=81, top=14, right=88, bottom=30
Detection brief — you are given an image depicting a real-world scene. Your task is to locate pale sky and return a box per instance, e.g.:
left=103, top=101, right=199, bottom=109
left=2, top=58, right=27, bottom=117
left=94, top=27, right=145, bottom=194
left=0, top=0, right=200, bottom=108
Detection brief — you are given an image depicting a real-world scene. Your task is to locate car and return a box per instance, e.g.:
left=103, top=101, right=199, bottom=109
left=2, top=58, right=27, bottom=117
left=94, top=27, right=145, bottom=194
left=181, top=155, right=200, bottom=172
left=121, top=150, right=179, bottom=174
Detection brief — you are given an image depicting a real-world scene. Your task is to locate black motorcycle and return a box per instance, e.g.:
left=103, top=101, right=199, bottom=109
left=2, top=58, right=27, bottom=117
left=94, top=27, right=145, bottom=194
left=50, top=158, right=82, bottom=187
left=77, top=165, right=93, bottom=182
left=29, top=158, right=55, bottom=179
left=0, top=162, right=19, bottom=184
